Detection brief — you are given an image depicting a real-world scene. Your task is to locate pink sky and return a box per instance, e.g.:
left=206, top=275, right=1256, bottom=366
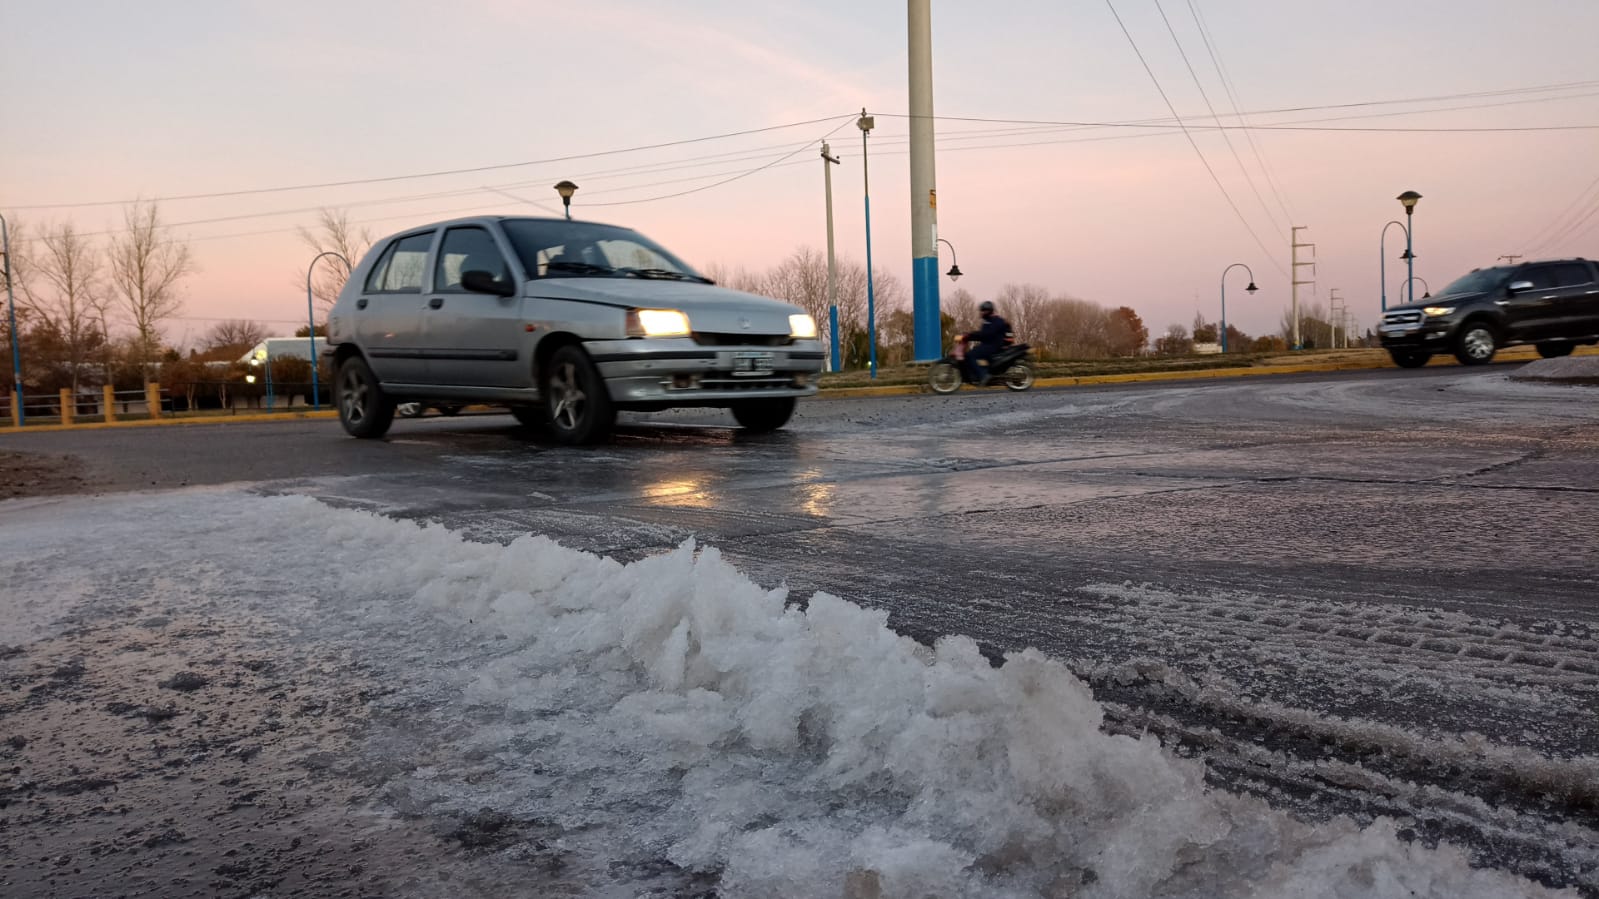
left=4, top=0, right=1597, bottom=348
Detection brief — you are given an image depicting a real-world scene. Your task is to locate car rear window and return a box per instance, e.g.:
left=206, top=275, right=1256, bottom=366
left=1549, top=262, right=1594, bottom=287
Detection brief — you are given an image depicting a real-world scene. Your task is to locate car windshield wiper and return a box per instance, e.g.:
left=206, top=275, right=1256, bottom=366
left=545, top=261, right=616, bottom=276
left=627, top=268, right=712, bottom=283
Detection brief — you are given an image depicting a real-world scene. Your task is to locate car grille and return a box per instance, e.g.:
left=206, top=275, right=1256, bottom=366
left=666, top=375, right=803, bottom=391
left=693, top=332, right=791, bottom=347
left=1383, top=311, right=1423, bottom=325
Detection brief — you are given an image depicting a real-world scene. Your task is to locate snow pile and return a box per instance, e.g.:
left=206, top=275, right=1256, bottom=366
left=0, top=491, right=1577, bottom=897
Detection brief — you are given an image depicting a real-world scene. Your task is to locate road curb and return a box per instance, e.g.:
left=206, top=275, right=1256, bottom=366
left=814, top=360, right=1387, bottom=399
left=3, top=410, right=341, bottom=435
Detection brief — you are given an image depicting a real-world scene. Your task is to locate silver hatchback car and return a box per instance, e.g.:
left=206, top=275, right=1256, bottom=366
left=325, top=216, right=825, bottom=443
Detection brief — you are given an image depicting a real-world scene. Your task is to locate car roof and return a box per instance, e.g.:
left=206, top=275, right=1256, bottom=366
left=382, top=214, right=636, bottom=236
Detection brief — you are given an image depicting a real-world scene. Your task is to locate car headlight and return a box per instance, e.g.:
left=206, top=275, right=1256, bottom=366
left=1422, top=306, right=1455, bottom=317
left=628, top=308, right=691, bottom=337
left=788, top=314, right=818, bottom=339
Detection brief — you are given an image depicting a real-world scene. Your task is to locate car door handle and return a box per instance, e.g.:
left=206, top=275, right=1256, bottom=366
left=356, top=298, right=368, bottom=309
left=428, top=297, right=444, bottom=309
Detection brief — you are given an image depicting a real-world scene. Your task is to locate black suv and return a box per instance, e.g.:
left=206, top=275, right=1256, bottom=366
left=1377, top=258, right=1599, bottom=367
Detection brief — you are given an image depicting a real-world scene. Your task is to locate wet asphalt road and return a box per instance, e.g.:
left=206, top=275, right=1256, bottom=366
left=5, top=363, right=1599, bottom=893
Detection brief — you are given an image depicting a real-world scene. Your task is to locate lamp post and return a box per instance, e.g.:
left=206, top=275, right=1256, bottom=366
left=936, top=237, right=962, bottom=282
left=858, top=109, right=877, bottom=377
left=1, top=213, right=21, bottom=426
left=1401, top=276, right=1431, bottom=303
left=553, top=181, right=579, bottom=220
left=1379, top=220, right=1408, bottom=312
left=821, top=142, right=842, bottom=372
left=1397, top=191, right=1421, bottom=312
left=249, top=348, right=274, bottom=411
left=306, top=250, right=350, bottom=410
left=1220, top=263, right=1258, bottom=354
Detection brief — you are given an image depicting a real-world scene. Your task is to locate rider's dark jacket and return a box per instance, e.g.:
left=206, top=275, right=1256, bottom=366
left=968, top=315, right=1011, bottom=351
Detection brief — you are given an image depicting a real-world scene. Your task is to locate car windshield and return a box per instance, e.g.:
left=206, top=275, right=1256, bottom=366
left=501, top=220, right=709, bottom=282
left=1435, top=268, right=1510, bottom=297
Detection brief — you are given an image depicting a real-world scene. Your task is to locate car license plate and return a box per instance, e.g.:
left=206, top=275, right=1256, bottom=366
left=732, top=351, right=775, bottom=376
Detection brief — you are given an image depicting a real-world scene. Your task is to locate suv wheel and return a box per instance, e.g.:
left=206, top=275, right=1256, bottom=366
left=1453, top=322, right=1498, bottom=366
left=1536, top=342, right=1575, bottom=359
left=543, top=345, right=615, bottom=444
left=336, top=355, right=396, bottom=439
left=731, top=397, right=797, bottom=432
left=1388, top=349, right=1431, bottom=369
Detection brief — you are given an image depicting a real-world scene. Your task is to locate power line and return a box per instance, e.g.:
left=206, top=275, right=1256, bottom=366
left=1154, top=0, right=1285, bottom=235
left=5, top=114, right=855, bottom=211
left=1102, top=0, right=1287, bottom=275
left=1522, top=172, right=1599, bottom=254
left=1186, top=0, right=1296, bottom=226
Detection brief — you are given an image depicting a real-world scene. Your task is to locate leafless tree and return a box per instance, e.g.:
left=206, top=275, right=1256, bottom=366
left=993, top=283, right=1051, bottom=344
left=16, top=221, right=109, bottom=393
left=109, top=201, right=193, bottom=369
left=298, top=208, right=372, bottom=312
left=700, top=261, right=768, bottom=295
left=943, top=287, right=980, bottom=330
left=205, top=319, right=267, bottom=355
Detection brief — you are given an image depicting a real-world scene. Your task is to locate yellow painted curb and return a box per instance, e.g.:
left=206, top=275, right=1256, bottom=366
left=815, top=359, right=1385, bottom=398
left=2, top=410, right=340, bottom=434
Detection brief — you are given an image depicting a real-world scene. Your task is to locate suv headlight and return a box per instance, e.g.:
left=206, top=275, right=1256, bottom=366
left=1422, top=306, right=1455, bottom=317
left=789, top=314, right=818, bottom=339
left=627, top=308, right=691, bottom=337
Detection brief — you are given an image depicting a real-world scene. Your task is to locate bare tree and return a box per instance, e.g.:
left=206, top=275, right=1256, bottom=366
left=25, top=222, right=109, bottom=393
left=993, top=283, right=1051, bottom=344
left=943, top=287, right=980, bottom=330
left=205, top=319, right=268, bottom=355
left=109, top=201, right=193, bottom=369
left=298, top=208, right=372, bottom=312
left=700, top=261, right=767, bottom=295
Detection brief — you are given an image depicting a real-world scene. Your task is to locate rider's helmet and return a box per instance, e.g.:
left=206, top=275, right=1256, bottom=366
left=979, top=301, right=995, bottom=317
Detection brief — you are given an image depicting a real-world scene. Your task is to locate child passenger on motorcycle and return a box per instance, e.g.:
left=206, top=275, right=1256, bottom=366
left=960, top=301, right=1012, bottom=386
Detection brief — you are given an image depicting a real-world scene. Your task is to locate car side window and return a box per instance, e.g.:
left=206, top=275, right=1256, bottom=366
left=435, top=227, right=510, bottom=292
left=1549, top=262, right=1594, bottom=288
left=1518, top=265, right=1556, bottom=290
left=372, top=232, right=433, bottom=293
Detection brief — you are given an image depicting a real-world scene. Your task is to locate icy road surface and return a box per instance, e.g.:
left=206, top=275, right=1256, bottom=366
left=2, top=365, right=1596, bottom=896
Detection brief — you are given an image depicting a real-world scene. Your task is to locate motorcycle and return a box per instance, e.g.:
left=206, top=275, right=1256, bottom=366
left=927, top=339, right=1036, bottom=394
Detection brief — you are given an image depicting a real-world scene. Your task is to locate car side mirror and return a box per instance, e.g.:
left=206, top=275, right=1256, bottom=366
left=1507, top=280, right=1534, bottom=294
left=462, top=269, right=515, bottom=297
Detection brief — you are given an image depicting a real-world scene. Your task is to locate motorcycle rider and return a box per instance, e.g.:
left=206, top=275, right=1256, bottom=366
left=960, top=301, right=1012, bottom=385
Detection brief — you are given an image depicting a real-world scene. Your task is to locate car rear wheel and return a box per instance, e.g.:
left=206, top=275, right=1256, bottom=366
left=1453, top=322, right=1498, bottom=366
left=730, top=397, right=797, bottom=432
left=543, top=345, right=615, bottom=445
left=335, top=355, right=395, bottom=439
left=435, top=403, right=464, bottom=416
left=1388, top=349, right=1431, bottom=369
left=1536, top=342, right=1575, bottom=359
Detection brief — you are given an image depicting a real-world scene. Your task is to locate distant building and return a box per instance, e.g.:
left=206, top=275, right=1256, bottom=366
left=238, top=337, right=328, bottom=364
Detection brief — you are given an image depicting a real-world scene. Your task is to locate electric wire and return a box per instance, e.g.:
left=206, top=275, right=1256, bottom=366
left=1103, top=0, right=1287, bottom=275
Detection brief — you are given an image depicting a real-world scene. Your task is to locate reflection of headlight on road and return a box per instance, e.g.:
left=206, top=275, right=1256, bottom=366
left=789, top=314, right=818, bottom=339
left=1422, top=306, right=1455, bottom=316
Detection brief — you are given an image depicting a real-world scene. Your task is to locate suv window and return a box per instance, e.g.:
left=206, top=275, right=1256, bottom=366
left=434, top=227, right=510, bottom=292
left=1549, top=262, right=1594, bottom=287
left=367, top=232, right=433, bottom=293
left=1516, top=265, right=1557, bottom=290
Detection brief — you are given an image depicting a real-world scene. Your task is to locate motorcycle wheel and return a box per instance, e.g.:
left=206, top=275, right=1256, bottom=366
left=928, top=361, right=963, bottom=394
left=396, top=402, right=423, bottom=418
left=1004, top=361, right=1036, bottom=391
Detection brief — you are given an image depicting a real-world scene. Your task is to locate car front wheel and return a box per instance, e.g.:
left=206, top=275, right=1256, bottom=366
left=543, top=345, right=615, bottom=445
left=335, top=355, right=396, bottom=439
left=731, top=397, right=797, bottom=432
left=1453, top=323, right=1498, bottom=366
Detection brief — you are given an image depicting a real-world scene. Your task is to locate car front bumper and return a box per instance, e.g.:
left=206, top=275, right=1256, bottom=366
left=585, top=338, right=826, bottom=406
left=1377, top=319, right=1454, bottom=349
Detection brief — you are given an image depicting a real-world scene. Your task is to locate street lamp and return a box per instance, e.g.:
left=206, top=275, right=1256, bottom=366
left=1397, top=191, right=1421, bottom=313
left=250, top=348, right=274, bottom=411
left=1, top=213, right=21, bottom=426
left=1220, top=263, right=1258, bottom=354
left=936, top=237, right=962, bottom=281
left=306, top=250, right=350, bottom=410
left=858, top=109, right=877, bottom=378
left=553, top=180, right=579, bottom=220
left=1401, top=276, right=1431, bottom=303
left=1379, top=220, right=1408, bottom=313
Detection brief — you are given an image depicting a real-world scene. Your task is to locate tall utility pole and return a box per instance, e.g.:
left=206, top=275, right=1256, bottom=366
left=1498, top=254, right=1522, bottom=264
left=1329, top=289, right=1343, bottom=348
left=907, top=0, right=941, bottom=361
left=1291, top=226, right=1315, bottom=350
left=821, top=142, right=842, bottom=372
left=2, top=214, right=21, bottom=427
left=858, top=109, right=877, bottom=377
